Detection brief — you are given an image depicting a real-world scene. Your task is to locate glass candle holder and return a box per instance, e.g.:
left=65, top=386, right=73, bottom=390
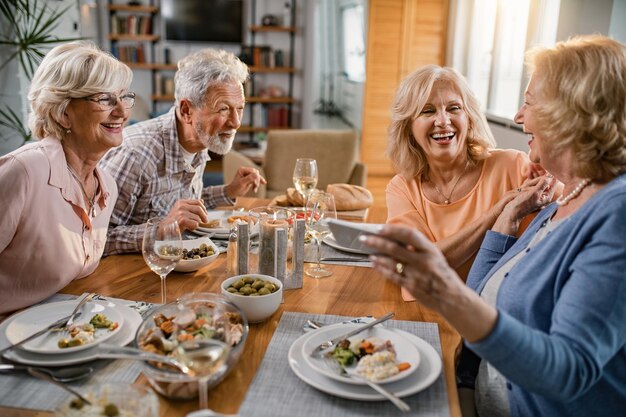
left=248, top=207, right=295, bottom=278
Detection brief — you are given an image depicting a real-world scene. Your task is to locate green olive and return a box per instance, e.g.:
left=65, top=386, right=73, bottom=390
left=243, top=276, right=255, bottom=284
left=251, top=280, right=265, bottom=290
left=257, top=287, right=271, bottom=295
left=232, top=279, right=245, bottom=290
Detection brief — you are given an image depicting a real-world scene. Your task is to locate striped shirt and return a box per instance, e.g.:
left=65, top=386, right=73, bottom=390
left=99, top=107, right=232, bottom=255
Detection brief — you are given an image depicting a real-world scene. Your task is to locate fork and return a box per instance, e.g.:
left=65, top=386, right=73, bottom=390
left=51, top=292, right=97, bottom=332
left=322, top=357, right=410, bottom=412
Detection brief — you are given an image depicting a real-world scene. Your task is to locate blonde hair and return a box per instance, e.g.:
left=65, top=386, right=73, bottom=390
left=526, top=35, right=626, bottom=181
left=174, top=48, right=249, bottom=109
left=387, top=65, right=495, bottom=179
left=28, top=42, right=132, bottom=140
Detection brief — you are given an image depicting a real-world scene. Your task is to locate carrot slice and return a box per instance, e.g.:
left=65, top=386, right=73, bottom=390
left=397, top=362, right=411, bottom=372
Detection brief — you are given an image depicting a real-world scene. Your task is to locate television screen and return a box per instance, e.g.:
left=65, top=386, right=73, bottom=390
left=162, top=0, right=243, bottom=43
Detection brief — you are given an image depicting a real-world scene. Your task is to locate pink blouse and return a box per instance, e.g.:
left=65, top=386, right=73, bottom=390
left=0, top=138, right=117, bottom=314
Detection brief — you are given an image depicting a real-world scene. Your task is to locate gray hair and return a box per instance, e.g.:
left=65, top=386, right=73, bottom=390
left=28, top=41, right=132, bottom=140
left=174, top=48, right=249, bottom=108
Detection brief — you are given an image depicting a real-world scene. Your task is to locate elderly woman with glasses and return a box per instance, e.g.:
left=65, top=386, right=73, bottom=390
left=0, top=42, right=133, bottom=315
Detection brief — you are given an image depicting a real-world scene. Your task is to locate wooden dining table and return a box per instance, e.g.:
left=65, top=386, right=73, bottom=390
left=2, top=198, right=461, bottom=417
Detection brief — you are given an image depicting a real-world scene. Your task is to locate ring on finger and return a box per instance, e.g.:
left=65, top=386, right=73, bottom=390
left=395, top=262, right=405, bottom=276
left=517, top=187, right=522, bottom=192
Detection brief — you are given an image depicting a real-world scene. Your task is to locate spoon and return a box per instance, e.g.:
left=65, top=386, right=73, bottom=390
left=0, top=363, right=94, bottom=382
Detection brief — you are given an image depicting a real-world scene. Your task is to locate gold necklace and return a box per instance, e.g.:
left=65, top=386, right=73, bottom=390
left=68, top=165, right=98, bottom=217
left=428, top=164, right=469, bottom=205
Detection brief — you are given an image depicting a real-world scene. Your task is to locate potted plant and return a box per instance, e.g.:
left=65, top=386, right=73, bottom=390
left=0, top=0, right=82, bottom=145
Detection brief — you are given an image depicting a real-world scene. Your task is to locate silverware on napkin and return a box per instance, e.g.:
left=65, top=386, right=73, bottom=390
left=309, top=312, right=395, bottom=357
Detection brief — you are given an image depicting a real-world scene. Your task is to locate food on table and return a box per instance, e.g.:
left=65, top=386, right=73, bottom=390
left=228, top=214, right=249, bottom=224
left=57, top=313, right=119, bottom=349
left=181, top=243, right=215, bottom=260
left=158, top=244, right=182, bottom=257
left=138, top=304, right=244, bottom=371
left=199, top=219, right=221, bottom=228
left=225, top=276, right=280, bottom=296
left=329, top=336, right=411, bottom=381
left=64, top=398, right=122, bottom=416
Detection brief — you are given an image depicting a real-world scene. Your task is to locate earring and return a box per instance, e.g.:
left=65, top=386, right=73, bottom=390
left=65, top=128, right=71, bottom=134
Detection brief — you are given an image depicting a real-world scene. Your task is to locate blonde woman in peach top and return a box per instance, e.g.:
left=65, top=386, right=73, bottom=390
left=386, top=65, right=554, bottom=282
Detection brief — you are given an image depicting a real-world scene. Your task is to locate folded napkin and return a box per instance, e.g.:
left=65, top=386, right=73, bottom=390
left=271, top=184, right=373, bottom=211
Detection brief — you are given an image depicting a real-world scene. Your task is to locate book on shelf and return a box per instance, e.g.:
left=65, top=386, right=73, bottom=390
left=111, top=44, right=146, bottom=63
left=110, top=15, right=153, bottom=35
left=240, top=45, right=275, bottom=68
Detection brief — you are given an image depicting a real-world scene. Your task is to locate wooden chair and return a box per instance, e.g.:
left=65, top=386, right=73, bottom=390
left=223, top=129, right=367, bottom=198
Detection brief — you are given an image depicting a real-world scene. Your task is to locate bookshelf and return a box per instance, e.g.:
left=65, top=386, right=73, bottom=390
left=107, top=1, right=174, bottom=114
left=240, top=0, right=297, bottom=138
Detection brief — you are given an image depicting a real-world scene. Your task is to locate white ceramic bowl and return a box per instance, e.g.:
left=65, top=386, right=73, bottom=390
left=53, top=383, right=159, bottom=417
left=221, top=274, right=282, bottom=323
left=174, top=236, right=220, bottom=272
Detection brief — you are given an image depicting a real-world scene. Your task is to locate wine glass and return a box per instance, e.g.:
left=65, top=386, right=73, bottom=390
left=173, top=296, right=234, bottom=410
left=305, top=191, right=337, bottom=278
left=142, top=217, right=183, bottom=304
left=292, top=158, right=318, bottom=207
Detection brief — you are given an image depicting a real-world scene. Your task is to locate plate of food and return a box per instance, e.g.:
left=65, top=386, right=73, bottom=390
left=289, top=326, right=442, bottom=400
left=4, top=300, right=124, bottom=355
left=301, top=324, right=420, bottom=385
left=195, top=210, right=253, bottom=238
left=0, top=302, right=141, bottom=366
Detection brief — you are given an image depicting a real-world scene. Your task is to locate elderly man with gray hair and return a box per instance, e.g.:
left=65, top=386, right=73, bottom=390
left=100, top=48, right=265, bottom=255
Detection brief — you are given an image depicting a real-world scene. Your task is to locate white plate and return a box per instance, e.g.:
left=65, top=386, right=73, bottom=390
left=323, top=235, right=370, bottom=256
left=0, top=303, right=141, bottom=366
left=288, top=325, right=442, bottom=401
left=195, top=210, right=257, bottom=239
left=301, top=324, right=420, bottom=385
left=4, top=300, right=124, bottom=354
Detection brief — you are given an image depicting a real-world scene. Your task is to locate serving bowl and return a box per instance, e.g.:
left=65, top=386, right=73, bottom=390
left=174, top=236, right=220, bottom=272
left=221, top=274, right=282, bottom=323
left=134, top=293, right=248, bottom=399
left=53, top=383, right=158, bottom=417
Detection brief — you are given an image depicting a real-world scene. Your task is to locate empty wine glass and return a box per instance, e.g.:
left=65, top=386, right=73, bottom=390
left=305, top=191, right=337, bottom=278
left=142, top=217, right=183, bottom=304
left=292, top=158, right=318, bottom=207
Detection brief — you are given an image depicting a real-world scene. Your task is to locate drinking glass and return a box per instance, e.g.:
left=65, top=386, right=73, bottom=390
left=292, top=158, right=318, bottom=207
left=305, top=191, right=337, bottom=278
left=142, top=217, right=183, bottom=304
left=173, top=296, right=233, bottom=410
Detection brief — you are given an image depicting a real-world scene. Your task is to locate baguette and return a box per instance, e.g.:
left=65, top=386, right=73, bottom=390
left=326, top=183, right=373, bottom=211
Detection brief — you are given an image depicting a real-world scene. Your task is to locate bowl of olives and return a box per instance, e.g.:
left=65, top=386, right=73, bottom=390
left=174, top=236, right=220, bottom=272
left=221, top=274, right=282, bottom=323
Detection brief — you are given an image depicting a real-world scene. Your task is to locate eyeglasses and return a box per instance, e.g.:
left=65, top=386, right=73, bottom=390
left=82, top=92, right=136, bottom=110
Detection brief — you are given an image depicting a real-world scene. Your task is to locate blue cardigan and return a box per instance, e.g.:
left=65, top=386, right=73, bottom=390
left=465, top=173, right=626, bottom=417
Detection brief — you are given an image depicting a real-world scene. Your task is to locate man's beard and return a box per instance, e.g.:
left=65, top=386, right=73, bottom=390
left=195, top=122, right=236, bottom=155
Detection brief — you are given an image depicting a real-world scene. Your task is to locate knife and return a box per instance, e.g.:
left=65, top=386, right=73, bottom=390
left=0, top=312, right=81, bottom=357
left=310, top=312, right=395, bottom=357
left=320, top=257, right=371, bottom=262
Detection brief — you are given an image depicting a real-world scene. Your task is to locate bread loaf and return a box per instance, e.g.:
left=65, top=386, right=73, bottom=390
left=326, top=184, right=373, bottom=211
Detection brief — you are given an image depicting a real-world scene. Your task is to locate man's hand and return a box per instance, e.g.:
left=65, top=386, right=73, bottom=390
left=224, top=167, right=266, bottom=199
left=164, top=199, right=208, bottom=232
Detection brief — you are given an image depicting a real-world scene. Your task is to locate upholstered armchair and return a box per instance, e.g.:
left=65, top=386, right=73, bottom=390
left=223, top=129, right=367, bottom=198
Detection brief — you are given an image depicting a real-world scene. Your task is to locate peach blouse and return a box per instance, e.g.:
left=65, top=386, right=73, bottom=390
left=386, top=149, right=531, bottom=280
left=0, top=138, right=117, bottom=314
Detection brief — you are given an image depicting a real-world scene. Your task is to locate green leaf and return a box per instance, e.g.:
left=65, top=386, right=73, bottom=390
left=0, top=106, right=31, bottom=144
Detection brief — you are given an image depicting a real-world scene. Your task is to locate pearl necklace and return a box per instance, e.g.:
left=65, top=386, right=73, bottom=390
left=68, top=166, right=98, bottom=217
left=556, top=178, right=591, bottom=206
left=429, top=164, right=468, bottom=205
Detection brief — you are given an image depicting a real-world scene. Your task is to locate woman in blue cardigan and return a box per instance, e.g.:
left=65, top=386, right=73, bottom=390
left=363, top=35, right=626, bottom=417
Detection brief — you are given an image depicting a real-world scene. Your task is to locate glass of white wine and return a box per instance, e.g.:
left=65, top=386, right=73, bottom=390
left=142, top=217, right=183, bottom=304
left=305, top=191, right=337, bottom=278
left=292, top=158, right=318, bottom=207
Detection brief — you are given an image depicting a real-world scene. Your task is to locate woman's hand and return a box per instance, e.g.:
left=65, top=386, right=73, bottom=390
left=492, top=175, right=557, bottom=235
left=361, top=225, right=498, bottom=342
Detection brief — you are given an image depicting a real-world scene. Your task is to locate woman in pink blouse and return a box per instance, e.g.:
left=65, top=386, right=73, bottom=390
left=0, top=42, right=133, bottom=315
left=386, top=65, right=555, bottom=283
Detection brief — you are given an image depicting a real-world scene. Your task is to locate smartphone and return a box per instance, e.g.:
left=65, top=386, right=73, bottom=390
left=327, top=219, right=384, bottom=254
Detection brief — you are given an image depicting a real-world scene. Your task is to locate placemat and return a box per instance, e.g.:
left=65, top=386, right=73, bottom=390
left=0, top=293, right=152, bottom=412
left=238, top=312, right=450, bottom=417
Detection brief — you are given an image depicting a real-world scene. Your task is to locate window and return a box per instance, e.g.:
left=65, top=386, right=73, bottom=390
left=340, top=4, right=366, bottom=83
left=451, top=0, right=560, bottom=120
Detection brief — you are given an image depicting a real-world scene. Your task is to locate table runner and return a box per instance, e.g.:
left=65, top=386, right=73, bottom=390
left=237, top=312, right=450, bottom=417
left=0, top=293, right=152, bottom=412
